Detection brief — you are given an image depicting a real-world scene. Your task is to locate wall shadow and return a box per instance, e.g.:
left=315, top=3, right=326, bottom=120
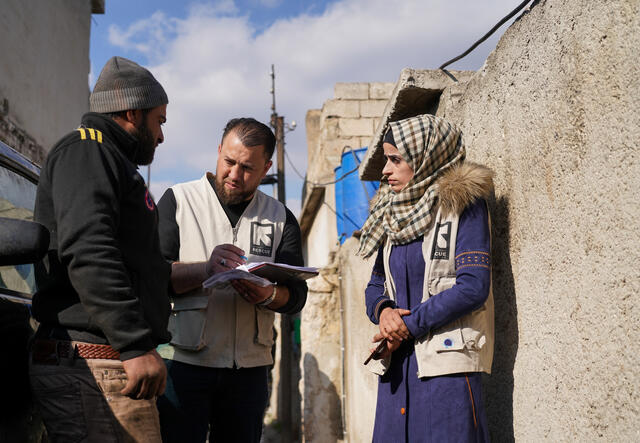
left=484, top=195, right=519, bottom=442
left=262, top=336, right=312, bottom=443
left=301, top=353, right=343, bottom=443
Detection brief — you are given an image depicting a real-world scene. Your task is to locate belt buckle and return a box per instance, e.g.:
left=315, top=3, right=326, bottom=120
left=32, top=339, right=60, bottom=365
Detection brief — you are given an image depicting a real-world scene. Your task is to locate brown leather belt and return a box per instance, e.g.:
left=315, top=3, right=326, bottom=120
left=32, top=339, right=120, bottom=364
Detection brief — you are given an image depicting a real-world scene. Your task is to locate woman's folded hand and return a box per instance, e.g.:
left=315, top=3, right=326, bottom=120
left=378, top=307, right=412, bottom=342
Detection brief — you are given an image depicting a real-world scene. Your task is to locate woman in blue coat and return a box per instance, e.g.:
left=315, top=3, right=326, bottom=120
left=359, top=114, right=494, bottom=442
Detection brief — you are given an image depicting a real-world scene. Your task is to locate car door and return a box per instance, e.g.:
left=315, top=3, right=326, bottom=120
left=0, top=140, right=47, bottom=442
left=0, top=140, right=40, bottom=303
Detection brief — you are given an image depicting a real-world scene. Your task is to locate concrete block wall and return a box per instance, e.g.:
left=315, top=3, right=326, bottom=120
left=302, top=81, right=394, bottom=269
left=299, top=81, right=392, bottom=442
left=307, top=82, right=394, bottom=184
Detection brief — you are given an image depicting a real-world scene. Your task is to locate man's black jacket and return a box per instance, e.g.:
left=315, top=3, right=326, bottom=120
left=33, top=113, right=171, bottom=360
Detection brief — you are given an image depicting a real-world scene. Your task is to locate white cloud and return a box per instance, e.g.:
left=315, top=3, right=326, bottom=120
left=107, top=0, right=522, bottom=207
left=88, top=64, right=95, bottom=89
left=148, top=177, right=174, bottom=203
left=108, top=11, right=180, bottom=59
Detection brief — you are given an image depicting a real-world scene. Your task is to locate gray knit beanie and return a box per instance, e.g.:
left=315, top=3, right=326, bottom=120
left=90, top=56, right=168, bottom=113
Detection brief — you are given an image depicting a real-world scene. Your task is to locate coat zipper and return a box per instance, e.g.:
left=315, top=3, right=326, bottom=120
left=232, top=222, right=240, bottom=245
left=232, top=219, right=240, bottom=365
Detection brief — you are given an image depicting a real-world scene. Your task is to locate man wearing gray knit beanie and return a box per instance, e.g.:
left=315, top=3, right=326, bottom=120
left=30, top=56, right=170, bottom=442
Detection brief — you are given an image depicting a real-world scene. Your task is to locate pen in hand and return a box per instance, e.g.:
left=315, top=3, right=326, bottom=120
left=364, top=338, right=388, bottom=365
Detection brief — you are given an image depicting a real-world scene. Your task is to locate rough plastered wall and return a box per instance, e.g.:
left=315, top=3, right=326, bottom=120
left=338, top=238, right=379, bottom=442
left=300, top=256, right=343, bottom=442
left=299, top=82, right=393, bottom=441
left=431, top=0, right=639, bottom=440
left=0, top=0, right=95, bottom=164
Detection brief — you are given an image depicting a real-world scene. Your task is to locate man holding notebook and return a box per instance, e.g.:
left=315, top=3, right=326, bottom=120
left=155, top=117, right=307, bottom=443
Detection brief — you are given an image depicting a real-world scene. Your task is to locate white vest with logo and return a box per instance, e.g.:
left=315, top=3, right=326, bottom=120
left=370, top=161, right=494, bottom=377
left=369, top=162, right=495, bottom=378
left=158, top=173, right=286, bottom=368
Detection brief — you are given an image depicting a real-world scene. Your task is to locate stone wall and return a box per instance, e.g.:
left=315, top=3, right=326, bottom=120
left=0, top=0, right=101, bottom=163
left=299, top=82, right=393, bottom=441
left=298, top=240, right=379, bottom=443
left=308, top=82, right=394, bottom=181
left=299, top=258, right=343, bottom=442
left=337, top=238, right=379, bottom=443
left=300, top=82, right=394, bottom=270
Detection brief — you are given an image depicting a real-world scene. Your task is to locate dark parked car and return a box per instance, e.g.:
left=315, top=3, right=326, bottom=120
left=0, top=140, right=40, bottom=298
left=0, top=140, right=48, bottom=442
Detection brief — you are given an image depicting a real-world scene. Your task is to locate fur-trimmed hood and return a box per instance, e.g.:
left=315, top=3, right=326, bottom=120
left=437, top=162, right=494, bottom=216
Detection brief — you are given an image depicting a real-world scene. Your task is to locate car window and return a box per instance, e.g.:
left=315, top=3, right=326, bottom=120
left=0, top=166, right=37, bottom=295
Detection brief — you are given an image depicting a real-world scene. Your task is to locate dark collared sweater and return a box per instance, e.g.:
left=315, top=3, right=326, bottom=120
left=33, top=113, right=171, bottom=360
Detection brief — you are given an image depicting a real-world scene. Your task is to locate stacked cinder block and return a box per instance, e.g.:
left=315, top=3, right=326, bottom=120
left=301, top=81, right=394, bottom=249
left=324, top=82, right=392, bottom=160
left=306, top=82, right=394, bottom=187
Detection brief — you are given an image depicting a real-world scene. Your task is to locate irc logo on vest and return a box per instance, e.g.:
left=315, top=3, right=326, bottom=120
left=250, top=222, right=274, bottom=257
left=431, top=222, right=452, bottom=260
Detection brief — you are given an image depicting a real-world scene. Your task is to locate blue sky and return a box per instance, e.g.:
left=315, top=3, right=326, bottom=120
left=91, top=1, right=341, bottom=71
left=90, top=0, right=523, bottom=213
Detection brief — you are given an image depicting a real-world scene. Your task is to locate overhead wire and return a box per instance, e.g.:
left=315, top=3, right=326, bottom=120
left=282, top=1, right=535, bottom=219
left=283, top=146, right=360, bottom=187
left=439, top=0, right=534, bottom=70
left=285, top=3, right=535, bottom=185
left=283, top=145, right=370, bottom=232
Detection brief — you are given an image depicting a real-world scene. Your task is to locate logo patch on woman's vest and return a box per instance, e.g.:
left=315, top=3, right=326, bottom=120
left=431, top=221, right=452, bottom=260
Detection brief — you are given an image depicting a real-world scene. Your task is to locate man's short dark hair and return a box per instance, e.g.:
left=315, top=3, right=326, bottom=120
left=222, top=118, right=276, bottom=160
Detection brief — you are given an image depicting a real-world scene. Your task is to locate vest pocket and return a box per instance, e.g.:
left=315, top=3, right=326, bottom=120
left=461, top=321, right=487, bottom=350
left=168, top=295, right=209, bottom=351
left=462, top=314, right=487, bottom=351
left=431, top=321, right=466, bottom=353
left=255, top=308, right=275, bottom=346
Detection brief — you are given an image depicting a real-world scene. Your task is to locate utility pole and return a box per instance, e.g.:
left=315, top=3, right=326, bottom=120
left=270, top=64, right=293, bottom=442
left=270, top=66, right=286, bottom=203
left=275, top=116, right=286, bottom=204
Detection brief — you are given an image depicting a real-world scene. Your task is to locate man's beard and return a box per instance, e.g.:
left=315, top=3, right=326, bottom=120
left=131, top=119, right=156, bottom=165
left=214, top=174, right=254, bottom=205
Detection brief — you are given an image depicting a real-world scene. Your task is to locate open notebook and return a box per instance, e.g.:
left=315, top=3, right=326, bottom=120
left=203, top=262, right=318, bottom=289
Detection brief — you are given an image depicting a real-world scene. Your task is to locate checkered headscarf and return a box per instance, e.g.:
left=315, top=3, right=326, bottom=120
left=358, top=114, right=465, bottom=258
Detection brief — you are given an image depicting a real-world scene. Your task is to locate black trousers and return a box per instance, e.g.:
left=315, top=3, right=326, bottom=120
left=157, top=359, right=269, bottom=443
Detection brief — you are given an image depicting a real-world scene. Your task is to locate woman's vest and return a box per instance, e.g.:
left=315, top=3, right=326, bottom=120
left=371, top=162, right=495, bottom=378
left=158, top=173, right=286, bottom=368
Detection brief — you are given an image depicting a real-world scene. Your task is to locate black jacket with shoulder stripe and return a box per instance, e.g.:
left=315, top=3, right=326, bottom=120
left=33, top=112, right=171, bottom=360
